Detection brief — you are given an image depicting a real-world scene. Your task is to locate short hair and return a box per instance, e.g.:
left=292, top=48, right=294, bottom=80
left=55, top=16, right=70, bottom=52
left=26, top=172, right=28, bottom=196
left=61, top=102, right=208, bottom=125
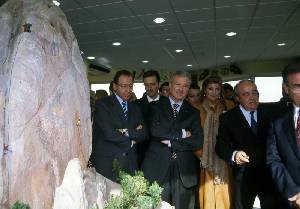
left=282, top=62, right=300, bottom=84
left=170, top=71, right=191, bottom=84
left=234, top=80, right=256, bottom=96
left=143, top=70, right=160, bottom=83
left=159, top=82, right=169, bottom=92
left=223, top=83, right=234, bottom=91
left=113, top=70, right=133, bottom=84
left=190, top=83, right=200, bottom=90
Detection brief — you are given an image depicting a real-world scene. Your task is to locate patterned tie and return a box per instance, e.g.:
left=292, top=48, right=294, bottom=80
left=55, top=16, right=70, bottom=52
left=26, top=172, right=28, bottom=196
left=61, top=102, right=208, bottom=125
left=296, top=110, right=300, bottom=147
left=250, top=111, right=257, bottom=135
left=173, top=103, right=179, bottom=118
left=122, top=101, right=128, bottom=120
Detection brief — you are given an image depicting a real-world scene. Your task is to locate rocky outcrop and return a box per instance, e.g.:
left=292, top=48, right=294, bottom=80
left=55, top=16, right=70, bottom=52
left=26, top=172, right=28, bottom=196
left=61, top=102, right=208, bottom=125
left=53, top=159, right=174, bottom=209
left=0, top=0, right=92, bottom=208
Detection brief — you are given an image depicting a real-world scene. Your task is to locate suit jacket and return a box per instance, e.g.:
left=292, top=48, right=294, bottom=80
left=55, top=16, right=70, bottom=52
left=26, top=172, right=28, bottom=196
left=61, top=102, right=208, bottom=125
left=142, top=96, right=203, bottom=188
left=135, top=95, right=151, bottom=123
left=215, top=105, right=270, bottom=167
left=267, top=106, right=300, bottom=200
left=90, top=94, right=148, bottom=181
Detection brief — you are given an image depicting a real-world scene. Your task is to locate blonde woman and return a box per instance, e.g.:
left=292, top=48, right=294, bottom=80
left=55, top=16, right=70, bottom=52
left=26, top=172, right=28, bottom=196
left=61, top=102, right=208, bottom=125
left=194, top=76, right=234, bottom=209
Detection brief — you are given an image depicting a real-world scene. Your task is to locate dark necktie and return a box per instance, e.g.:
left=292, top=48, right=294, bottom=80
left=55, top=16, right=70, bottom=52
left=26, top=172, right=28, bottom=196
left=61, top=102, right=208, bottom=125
left=250, top=111, right=257, bottom=135
left=296, top=110, right=300, bottom=147
left=173, top=103, right=179, bottom=118
left=122, top=101, right=128, bottom=120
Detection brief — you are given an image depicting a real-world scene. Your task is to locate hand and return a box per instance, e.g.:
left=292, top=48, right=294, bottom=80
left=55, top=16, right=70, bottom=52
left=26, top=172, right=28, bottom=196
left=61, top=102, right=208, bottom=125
left=288, top=192, right=300, bottom=208
left=234, top=151, right=250, bottom=165
left=186, top=131, right=192, bottom=138
left=135, top=124, right=143, bottom=130
left=161, top=140, right=170, bottom=145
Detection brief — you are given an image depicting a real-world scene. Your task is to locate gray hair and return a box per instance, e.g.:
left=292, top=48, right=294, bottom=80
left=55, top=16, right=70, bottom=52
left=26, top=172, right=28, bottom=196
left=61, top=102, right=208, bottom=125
left=234, top=79, right=256, bottom=96
left=170, top=71, right=192, bottom=84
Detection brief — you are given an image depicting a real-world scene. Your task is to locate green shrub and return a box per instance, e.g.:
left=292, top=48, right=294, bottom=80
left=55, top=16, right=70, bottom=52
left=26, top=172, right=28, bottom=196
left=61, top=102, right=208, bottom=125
left=12, top=201, right=30, bottom=209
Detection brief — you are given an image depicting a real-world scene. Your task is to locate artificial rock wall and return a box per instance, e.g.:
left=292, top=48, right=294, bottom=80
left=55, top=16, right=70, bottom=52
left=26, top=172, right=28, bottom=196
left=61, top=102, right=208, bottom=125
left=0, top=0, right=92, bottom=208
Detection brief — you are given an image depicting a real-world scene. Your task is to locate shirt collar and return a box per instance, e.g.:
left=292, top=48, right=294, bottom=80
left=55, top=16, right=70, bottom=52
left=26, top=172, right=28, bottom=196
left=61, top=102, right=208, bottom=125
left=115, top=93, right=127, bottom=105
left=169, top=96, right=183, bottom=110
left=147, top=94, right=160, bottom=103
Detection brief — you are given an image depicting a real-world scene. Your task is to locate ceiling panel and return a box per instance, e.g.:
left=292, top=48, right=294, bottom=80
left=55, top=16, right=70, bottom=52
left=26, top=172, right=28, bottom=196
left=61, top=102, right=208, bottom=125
left=215, top=0, right=257, bottom=7
left=182, top=21, right=214, bottom=33
left=216, top=5, right=256, bottom=20
left=252, top=15, right=287, bottom=28
left=103, top=17, right=142, bottom=30
left=138, top=12, right=178, bottom=26
left=72, top=21, right=111, bottom=35
left=216, top=18, right=250, bottom=29
left=171, top=0, right=213, bottom=10
left=148, top=24, right=181, bottom=35
left=73, top=0, right=122, bottom=8
left=87, top=2, right=133, bottom=20
left=64, top=9, right=96, bottom=23
left=175, top=9, right=213, bottom=23
left=186, top=31, right=215, bottom=41
left=256, top=1, right=299, bottom=17
left=125, top=0, right=171, bottom=14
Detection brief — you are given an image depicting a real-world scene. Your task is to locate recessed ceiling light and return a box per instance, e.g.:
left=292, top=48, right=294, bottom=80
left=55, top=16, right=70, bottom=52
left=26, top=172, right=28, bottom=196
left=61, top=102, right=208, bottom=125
left=112, top=42, right=122, bottom=46
left=142, top=60, right=149, bottom=63
left=226, top=32, right=237, bottom=37
left=277, top=43, right=286, bottom=46
left=186, top=64, right=192, bottom=67
left=52, top=0, right=60, bottom=6
left=224, top=55, right=231, bottom=58
left=166, top=38, right=172, bottom=41
left=87, top=56, right=95, bottom=60
left=175, top=49, right=183, bottom=53
left=153, top=17, right=165, bottom=24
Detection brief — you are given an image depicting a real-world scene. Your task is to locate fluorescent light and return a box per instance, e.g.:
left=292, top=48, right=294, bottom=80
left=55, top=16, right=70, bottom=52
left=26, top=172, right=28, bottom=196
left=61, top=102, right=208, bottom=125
left=226, top=32, right=237, bottom=37
left=52, top=0, right=60, bottom=6
left=112, top=42, right=121, bottom=46
left=142, top=60, right=149, bottom=63
left=277, top=43, right=286, bottom=46
left=153, top=17, right=165, bottom=24
left=224, top=55, right=231, bottom=58
left=175, top=49, right=183, bottom=53
left=87, top=56, right=95, bottom=60
left=186, top=64, right=192, bottom=67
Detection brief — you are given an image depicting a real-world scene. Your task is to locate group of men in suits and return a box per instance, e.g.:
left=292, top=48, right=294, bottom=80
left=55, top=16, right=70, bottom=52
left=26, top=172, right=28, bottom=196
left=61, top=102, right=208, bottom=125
left=91, top=69, right=202, bottom=209
left=91, top=63, right=300, bottom=209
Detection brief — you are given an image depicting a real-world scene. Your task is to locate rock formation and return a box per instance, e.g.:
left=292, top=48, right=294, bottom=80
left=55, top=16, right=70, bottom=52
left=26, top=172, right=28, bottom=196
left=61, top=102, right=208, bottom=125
left=0, top=0, right=92, bottom=208
left=53, top=158, right=174, bottom=209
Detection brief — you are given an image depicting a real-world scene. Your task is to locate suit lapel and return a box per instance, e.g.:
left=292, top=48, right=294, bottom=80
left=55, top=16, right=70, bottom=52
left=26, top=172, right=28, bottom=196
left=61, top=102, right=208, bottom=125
left=177, top=100, right=190, bottom=121
left=282, top=110, right=300, bottom=159
left=235, top=107, right=254, bottom=135
left=111, top=94, right=127, bottom=121
left=162, top=97, right=175, bottom=121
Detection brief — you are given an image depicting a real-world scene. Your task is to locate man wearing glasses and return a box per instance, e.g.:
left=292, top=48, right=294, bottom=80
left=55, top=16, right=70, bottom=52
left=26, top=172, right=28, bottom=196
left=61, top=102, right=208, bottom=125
left=90, top=70, right=148, bottom=182
left=267, top=62, right=300, bottom=209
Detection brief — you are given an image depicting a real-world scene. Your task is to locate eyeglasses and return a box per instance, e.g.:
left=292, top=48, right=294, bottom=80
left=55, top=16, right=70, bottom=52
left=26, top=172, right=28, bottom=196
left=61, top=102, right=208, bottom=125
left=117, top=83, right=133, bottom=89
left=287, top=84, right=300, bottom=92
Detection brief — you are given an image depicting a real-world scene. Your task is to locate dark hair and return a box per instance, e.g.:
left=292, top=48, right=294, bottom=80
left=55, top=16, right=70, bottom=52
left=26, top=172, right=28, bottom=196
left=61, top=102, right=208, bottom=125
left=223, top=83, right=234, bottom=91
left=190, top=83, right=200, bottom=90
left=159, top=82, right=169, bottom=92
left=113, top=70, right=133, bottom=84
left=143, top=70, right=160, bottom=83
left=282, top=62, right=300, bottom=84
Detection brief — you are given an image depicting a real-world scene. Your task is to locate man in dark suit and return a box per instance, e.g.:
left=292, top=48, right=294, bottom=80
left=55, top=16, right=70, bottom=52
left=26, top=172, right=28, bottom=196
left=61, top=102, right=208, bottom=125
left=135, top=70, right=161, bottom=167
left=267, top=62, right=300, bottom=209
left=142, top=71, right=203, bottom=209
left=90, top=70, right=148, bottom=182
left=215, top=80, right=279, bottom=209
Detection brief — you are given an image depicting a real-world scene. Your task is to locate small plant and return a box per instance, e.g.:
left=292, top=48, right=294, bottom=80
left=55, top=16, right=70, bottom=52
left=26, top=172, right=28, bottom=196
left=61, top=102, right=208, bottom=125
left=12, top=201, right=30, bottom=209
left=104, top=160, right=163, bottom=209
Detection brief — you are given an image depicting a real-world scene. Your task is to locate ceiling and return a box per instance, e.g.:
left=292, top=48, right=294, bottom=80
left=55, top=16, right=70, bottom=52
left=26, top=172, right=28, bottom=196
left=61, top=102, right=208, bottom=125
left=60, top=0, right=300, bottom=72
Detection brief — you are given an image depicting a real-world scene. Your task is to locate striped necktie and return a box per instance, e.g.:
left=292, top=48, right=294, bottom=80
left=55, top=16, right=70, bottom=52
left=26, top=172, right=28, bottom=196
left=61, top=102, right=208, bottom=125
left=173, top=103, right=179, bottom=118
left=121, top=101, right=128, bottom=120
